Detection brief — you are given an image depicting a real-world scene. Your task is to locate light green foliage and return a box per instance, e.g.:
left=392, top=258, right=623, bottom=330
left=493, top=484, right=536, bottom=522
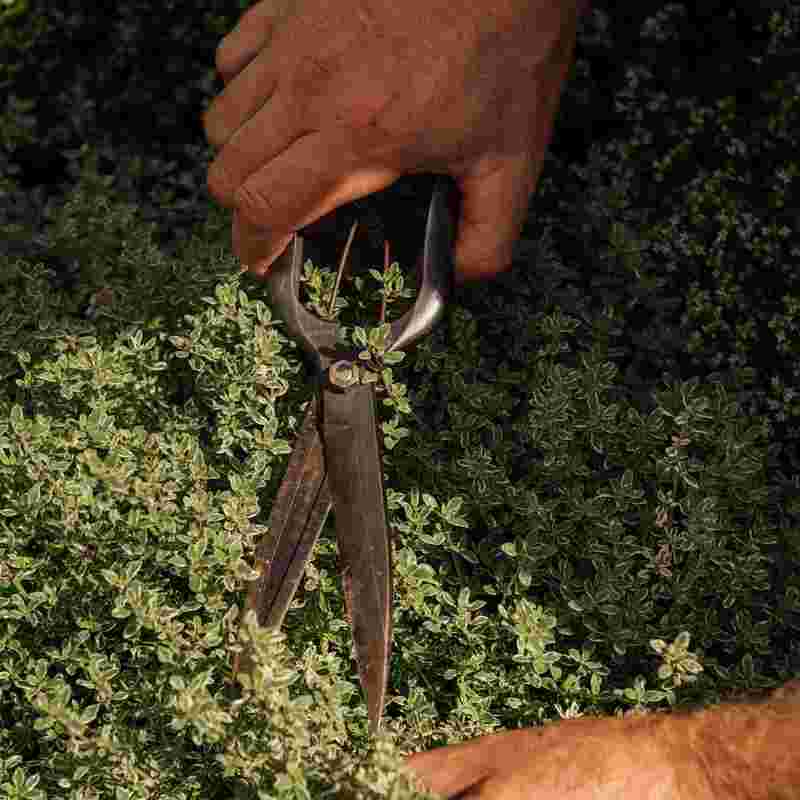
left=0, top=154, right=466, bottom=797
left=300, top=258, right=413, bottom=449
left=651, top=631, right=704, bottom=689
left=299, top=258, right=348, bottom=321
left=0, top=0, right=27, bottom=18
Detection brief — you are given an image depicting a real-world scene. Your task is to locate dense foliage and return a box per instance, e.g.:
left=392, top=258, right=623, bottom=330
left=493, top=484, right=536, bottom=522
left=1, top=1, right=799, bottom=797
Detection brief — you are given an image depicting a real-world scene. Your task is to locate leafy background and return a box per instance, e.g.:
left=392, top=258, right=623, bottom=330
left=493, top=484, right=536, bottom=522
left=1, top=1, right=799, bottom=798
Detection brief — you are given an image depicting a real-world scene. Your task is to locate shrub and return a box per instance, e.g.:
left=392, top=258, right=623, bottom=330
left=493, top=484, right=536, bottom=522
left=2, top=2, right=799, bottom=796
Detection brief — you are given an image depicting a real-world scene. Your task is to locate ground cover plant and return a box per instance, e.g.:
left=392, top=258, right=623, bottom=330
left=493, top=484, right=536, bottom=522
left=1, top=1, right=799, bottom=797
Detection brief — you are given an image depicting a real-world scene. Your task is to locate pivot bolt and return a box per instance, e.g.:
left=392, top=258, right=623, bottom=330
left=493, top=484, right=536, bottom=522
left=328, top=360, right=359, bottom=389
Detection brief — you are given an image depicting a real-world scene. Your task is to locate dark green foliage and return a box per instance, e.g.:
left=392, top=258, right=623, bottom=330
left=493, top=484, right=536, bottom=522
left=1, top=0, right=249, bottom=256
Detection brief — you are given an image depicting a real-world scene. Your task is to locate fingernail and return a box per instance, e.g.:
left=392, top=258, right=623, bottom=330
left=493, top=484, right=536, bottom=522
left=241, top=234, right=294, bottom=278
left=247, top=257, right=276, bottom=278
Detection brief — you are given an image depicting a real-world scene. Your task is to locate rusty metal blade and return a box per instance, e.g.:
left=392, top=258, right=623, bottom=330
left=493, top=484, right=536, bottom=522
left=235, top=402, right=332, bottom=673
left=321, top=383, right=393, bottom=733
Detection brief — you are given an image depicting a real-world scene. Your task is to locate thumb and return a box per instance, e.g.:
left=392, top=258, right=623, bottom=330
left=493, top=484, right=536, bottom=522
left=453, top=157, right=537, bottom=283
left=405, top=733, right=507, bottom=798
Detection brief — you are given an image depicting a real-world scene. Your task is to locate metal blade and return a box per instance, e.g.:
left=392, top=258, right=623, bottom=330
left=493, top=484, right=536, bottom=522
left=235, top=402, right=332, bottom=673
left=321, top=383, right=393, bottom=734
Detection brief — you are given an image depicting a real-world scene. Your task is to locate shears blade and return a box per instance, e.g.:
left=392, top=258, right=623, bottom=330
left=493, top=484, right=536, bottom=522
left=321, top=382, right=392, bottom=734
left=235, top=175, right=459, bottom=733
left=235, top=403, right=331, bottom=673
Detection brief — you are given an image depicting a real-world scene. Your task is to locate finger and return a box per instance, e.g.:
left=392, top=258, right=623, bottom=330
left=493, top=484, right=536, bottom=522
left=452, top=156, right=537, bottom=283
left=405, top=734, right=511, bottom=798
left=207, top=87, right=305, bottom=208
left=214, top=0, right=292, bottom=82
left=205, top=3, right=298, bottom=148
left=234, top=169, right=401, bottom=276
left=233, top=212, right=293, bottom=276
left=204, top=51, right=285, bottom=151
left=451, top=2, right=578, bottom=284
left=231, top=131, right=400, bottom=275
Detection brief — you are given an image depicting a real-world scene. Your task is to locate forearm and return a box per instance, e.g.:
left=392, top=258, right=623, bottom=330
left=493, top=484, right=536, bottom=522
left=669, top=680, right=800, bottom=799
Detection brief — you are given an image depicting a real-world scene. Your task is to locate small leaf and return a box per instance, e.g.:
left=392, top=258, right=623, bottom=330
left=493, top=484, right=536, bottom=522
left=674, top=631, right=691, bottom=651
left=170, top=675, right=185, bottom=690
left=383, top=351, right=405, bottom=365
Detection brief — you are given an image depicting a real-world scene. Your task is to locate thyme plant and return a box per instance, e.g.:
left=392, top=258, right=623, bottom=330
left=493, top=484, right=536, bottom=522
left=1, top=2, right=799, bottom=797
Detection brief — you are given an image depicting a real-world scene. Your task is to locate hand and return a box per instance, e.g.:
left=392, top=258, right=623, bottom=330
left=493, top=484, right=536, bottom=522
left=203, top=0, right=581, bottom=281
left=405, top=713, right=713, bottom=800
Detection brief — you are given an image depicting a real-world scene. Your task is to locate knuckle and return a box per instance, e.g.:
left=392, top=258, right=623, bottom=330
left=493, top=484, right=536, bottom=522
left=339, top=95, right=389, bottom=131
left=206, top=160, right=237, bottom=208
left=290, top=52, right=337, bottom=101
left=235, top=182, right=279, bottom=229
left=202, top=107, right=225, bottom=149
left=300, top=51, right=336, bottom=84
left=214, top=39, right=238, bottom=81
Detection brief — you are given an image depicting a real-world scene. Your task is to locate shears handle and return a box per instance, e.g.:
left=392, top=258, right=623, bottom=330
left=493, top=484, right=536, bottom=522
left=265, top=175, right=459, bottom=367
left=386, top=175, right=458, bottom=353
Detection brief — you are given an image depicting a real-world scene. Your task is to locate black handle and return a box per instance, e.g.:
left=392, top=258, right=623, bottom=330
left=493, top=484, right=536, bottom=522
left=266, top=175, right=459, bottom=369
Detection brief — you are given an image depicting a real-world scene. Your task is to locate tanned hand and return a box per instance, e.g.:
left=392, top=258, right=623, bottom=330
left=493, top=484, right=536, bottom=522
left=405, top=680, right=800, bottom=799
left=203, top=0, right=581, bottom=282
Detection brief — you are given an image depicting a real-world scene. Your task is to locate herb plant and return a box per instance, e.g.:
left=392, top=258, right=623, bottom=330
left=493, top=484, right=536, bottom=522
left=1, top=2, right=799, bottom=797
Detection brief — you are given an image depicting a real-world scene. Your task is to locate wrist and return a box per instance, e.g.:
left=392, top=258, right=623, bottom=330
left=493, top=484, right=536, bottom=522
left=669, top=681, right=800, bottom=799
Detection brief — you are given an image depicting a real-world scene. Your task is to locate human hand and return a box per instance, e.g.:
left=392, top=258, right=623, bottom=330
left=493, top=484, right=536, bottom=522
left=405, top=713, right=712, bottom=800
left=203, top=0, right=581, bottom=281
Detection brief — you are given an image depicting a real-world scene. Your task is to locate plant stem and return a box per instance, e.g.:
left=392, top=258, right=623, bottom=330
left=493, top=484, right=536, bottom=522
left=327, top=220, right=359, bottom=318
left=379, top=239, right=390, bottom=324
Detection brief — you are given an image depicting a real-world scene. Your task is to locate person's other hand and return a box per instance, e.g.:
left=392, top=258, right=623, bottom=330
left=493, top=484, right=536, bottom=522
left=203, top=0, right=581, bottom=281
left=405, top=713, right=713, bottom=799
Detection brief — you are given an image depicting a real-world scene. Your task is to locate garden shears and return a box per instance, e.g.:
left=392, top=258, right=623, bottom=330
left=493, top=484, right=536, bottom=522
left=235, top=176, right=458, bottom=733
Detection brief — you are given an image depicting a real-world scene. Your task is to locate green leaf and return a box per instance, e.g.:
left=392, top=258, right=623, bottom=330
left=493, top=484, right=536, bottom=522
left=674, top=631, right=691, bottom=651
left=383, top=351, right=405, bottom=365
